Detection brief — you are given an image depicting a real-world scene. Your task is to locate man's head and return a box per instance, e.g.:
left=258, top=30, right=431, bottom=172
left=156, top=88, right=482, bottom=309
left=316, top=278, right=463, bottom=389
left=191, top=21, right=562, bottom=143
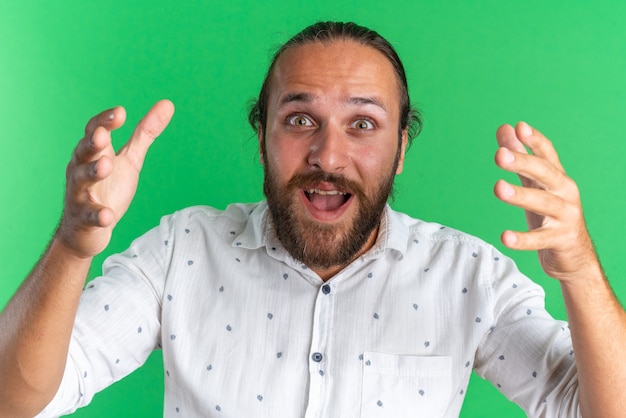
left=249, top=22, right=422, bottom=276
left=249, top=21, right=422, bottom=144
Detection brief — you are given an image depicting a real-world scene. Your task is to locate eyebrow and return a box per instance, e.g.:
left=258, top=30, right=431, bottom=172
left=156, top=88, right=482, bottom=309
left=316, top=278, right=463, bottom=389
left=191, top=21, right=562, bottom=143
left=346, top=96, right=387, bottom=111
left=279, top=92, right=387, bottom=112
left=279, top=92, right=316, bottom=106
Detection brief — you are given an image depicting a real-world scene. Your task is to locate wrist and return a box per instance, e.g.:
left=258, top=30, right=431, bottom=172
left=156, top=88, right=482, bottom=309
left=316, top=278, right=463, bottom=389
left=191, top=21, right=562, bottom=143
left=558, top=260, right=607, bottom=292
left=50, top=233, right=96, bottom=263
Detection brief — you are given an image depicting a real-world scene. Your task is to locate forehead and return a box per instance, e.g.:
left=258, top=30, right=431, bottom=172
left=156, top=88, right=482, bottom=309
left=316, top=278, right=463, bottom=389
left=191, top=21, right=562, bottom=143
left=268, top=40, right=401, bottom=112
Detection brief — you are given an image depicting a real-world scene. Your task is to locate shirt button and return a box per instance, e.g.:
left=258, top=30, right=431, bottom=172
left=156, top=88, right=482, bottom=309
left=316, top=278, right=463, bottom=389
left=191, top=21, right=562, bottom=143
left=312, top=352, right=323, bottom=362
left=322, top=284, right=331, bottom=295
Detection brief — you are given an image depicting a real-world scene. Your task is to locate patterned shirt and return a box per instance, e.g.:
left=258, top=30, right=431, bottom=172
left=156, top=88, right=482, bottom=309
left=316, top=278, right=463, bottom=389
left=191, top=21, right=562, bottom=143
left=40, top=202, right=580, bottom=417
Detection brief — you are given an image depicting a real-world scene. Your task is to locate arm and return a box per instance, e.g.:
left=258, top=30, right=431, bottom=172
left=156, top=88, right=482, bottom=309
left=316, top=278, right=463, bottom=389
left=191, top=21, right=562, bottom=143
left=494, top=122, right=626, bottom=417
left=0, top=100, right=174, bottom=417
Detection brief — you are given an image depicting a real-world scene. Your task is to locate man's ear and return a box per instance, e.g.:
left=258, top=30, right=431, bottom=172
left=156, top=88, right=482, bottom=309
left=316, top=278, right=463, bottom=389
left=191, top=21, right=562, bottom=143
left=395, top=128, right=409, bottom=175
left=258, top=125, right=265, bottom=166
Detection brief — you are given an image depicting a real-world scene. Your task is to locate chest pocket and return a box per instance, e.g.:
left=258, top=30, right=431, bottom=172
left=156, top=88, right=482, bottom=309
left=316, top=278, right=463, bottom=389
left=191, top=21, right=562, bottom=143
left=360, top=352, right=452, bottom=418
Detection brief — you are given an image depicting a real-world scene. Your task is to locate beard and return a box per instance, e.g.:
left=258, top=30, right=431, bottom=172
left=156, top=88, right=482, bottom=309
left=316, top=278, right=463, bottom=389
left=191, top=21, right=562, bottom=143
left=263, top=152, right=399, bottom=270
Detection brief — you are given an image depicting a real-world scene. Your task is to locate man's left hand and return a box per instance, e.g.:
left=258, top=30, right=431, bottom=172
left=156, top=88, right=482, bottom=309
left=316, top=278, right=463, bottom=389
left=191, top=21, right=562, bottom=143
left=494, top=122, right=597, bottom=282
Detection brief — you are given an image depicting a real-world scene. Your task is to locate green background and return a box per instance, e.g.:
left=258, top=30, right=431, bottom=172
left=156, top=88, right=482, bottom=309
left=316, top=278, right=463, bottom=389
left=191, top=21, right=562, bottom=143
left=2, top=1, right=625, bottom=416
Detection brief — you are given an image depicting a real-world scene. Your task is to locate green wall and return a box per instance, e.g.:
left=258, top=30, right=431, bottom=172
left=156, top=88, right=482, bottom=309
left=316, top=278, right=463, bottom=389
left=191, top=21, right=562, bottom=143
left=2, top=1, right=625, bottom=416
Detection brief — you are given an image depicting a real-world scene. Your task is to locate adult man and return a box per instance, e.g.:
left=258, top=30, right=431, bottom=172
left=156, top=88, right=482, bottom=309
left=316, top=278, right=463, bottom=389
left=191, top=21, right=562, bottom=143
left=1, top=20, right=624, bottom=417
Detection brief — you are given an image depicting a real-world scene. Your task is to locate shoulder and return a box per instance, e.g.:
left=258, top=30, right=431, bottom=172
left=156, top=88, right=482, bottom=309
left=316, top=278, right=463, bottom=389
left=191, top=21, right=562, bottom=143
left=387, top=207, right=494, bottom=253
left=164, top=202, right=264, bottom=230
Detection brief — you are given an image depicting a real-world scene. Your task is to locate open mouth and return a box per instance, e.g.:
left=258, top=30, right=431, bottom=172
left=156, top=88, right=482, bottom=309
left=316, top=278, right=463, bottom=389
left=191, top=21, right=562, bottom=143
left=304, top=188, right=352, bottom=213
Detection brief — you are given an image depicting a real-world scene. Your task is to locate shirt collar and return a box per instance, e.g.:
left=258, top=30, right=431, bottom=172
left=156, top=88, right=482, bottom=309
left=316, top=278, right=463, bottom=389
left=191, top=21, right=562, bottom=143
left=231, top=201, right=268, bottom=250
left=234, top=201, right=408, bottom=261
left=368, top=205, right=408, bottom=260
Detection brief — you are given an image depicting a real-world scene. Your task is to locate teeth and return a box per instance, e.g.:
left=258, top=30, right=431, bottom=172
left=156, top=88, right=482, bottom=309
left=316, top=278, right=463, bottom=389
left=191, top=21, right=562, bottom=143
left=306, top=189, right=346, bottom=196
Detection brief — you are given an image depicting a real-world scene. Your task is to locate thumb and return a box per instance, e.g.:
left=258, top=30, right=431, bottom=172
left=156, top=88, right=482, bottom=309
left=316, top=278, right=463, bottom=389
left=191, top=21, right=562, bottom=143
left=121, top=99, right=175, bottom=166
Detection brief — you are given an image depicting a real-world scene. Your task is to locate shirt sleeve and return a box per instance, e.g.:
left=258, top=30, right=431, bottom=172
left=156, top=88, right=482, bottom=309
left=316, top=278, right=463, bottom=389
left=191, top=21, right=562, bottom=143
left=474, top=246, right=581, bottom=418
left=37, top=214, right=175, bottom=417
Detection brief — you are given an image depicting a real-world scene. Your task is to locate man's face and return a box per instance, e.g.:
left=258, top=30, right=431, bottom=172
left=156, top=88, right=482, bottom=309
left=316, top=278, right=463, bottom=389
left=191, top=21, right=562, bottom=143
left=260, top=40, right=408, bottom=274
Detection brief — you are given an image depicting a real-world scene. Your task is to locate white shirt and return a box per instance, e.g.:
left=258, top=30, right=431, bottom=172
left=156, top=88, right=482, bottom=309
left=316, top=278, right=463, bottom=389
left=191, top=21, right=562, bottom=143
left=41, top=202, right=580, bottom=417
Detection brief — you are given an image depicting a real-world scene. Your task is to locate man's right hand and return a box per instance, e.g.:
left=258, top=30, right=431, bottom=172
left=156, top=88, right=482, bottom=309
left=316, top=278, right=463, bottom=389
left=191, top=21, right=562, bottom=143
left=56, top=100, right=175, bottom=258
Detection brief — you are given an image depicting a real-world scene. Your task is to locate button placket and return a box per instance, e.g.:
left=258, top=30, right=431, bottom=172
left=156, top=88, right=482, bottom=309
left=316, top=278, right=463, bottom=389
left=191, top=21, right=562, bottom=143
left=304, top=282, right=336, bottom=418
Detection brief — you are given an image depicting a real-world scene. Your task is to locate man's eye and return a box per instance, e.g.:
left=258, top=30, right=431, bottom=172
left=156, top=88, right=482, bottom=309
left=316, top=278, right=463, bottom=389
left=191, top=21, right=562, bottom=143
left=287, top=115, right=313, bottom=126
left=352, top=119, right=374, bottom=130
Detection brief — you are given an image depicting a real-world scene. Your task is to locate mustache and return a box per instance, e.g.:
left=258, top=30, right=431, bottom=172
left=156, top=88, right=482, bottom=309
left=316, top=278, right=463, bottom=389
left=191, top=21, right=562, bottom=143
left=287, top=171, right=365, bottom=199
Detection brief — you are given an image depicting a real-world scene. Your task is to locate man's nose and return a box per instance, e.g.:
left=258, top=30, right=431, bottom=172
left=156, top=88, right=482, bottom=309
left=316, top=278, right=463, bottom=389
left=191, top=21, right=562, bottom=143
left=307, top=124, right=348, bottom=173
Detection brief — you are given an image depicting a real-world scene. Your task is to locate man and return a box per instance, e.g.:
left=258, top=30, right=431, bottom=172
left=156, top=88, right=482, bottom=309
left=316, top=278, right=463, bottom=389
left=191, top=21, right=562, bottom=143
left=0, top=21, right=624, bottom=417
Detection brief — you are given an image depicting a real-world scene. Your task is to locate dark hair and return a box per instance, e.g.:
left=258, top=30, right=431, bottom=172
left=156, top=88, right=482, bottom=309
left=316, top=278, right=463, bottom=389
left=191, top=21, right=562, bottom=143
left=248, top=21, right=422, bottom=146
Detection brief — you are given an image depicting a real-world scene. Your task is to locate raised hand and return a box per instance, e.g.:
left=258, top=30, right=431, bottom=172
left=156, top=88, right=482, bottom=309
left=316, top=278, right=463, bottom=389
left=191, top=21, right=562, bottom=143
left=56, top=100, right=175, bottom=258
left=493, top=122, right=597, bottom=282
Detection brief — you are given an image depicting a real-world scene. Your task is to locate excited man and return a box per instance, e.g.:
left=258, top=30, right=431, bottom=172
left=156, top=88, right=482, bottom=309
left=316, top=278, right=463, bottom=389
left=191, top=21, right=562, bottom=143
left=1, top=21, right=625, bottom=418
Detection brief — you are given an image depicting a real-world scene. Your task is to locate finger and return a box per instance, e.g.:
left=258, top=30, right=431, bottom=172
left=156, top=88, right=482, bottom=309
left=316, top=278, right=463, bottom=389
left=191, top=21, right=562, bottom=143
left=514, top=122, right=565, bottom=172
left=501, top=221, right=584, bottom=252
left=73, top=125, right=114, bottom=165
left=495, top=124, right=534, bottom=188
left=120, top=100, right=175, bottom=166
left=500, top=228, right=556, bottom=251
left=67, top=155, right=114, bottom=191
left=71, top=203, right=116, bottom=228
left=75, top=106, right=126, bottom=165
left=98, top=207, right=115, bottom=227
left=495, top=147, right=572, bottom=194
left=84, top=106, right=127, bottom=138
left=494, top=179, right=567, bottom=218
left=496, top=124, right=528, bottom=155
